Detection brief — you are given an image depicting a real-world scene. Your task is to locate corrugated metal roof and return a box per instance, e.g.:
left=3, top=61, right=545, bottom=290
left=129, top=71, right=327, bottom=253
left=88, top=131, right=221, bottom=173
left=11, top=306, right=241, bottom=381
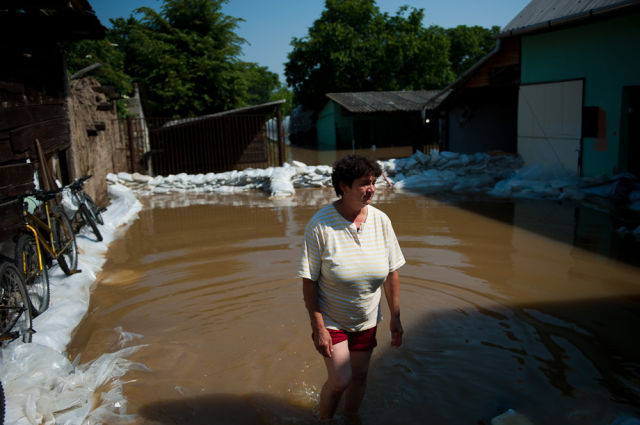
left=163, top=100, right=286, bottom=127
left=500, top=0, right=639, bottom=36
left=422, top=89, right=454, bottom=111
left=326, top=91, right=441, bottom=113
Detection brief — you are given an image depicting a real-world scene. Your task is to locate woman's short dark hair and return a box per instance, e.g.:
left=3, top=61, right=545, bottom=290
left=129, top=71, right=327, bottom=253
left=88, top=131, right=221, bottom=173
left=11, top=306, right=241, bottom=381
left=331, top=154, right=382, bottom=197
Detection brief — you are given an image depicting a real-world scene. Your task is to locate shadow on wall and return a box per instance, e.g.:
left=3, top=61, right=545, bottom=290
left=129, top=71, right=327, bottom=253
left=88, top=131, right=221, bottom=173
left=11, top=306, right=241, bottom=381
left=137, top=294, right=640, bottom=425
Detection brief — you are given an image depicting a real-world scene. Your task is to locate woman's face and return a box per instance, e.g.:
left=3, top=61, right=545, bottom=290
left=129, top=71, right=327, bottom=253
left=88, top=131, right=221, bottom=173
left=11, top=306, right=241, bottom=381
left=340, top=174, right=376, bottom=207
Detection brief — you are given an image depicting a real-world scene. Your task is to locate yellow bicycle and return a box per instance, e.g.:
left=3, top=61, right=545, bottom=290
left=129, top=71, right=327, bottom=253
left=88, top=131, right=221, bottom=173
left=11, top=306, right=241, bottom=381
left=15, top=188, right=78, bottom=316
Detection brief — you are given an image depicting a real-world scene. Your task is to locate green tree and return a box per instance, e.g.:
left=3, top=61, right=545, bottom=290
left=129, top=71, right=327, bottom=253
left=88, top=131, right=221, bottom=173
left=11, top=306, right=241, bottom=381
left=378, top=7, right=453, bottom=90
left=61, top=38, right=132, bottom=96
left=108, top=0, right=248, bottom=117
left=239, top=63, right=294, bottom=116
left=284, top=0, right=454, bottom=112
left=445, top=25, right=501, bottom=77
left=270, top=85, right=294, bottom=116
left=239, top=62, right=280, bottom=106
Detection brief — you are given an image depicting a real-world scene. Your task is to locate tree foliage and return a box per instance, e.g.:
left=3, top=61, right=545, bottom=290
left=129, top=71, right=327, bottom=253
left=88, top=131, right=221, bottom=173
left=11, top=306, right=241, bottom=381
left=61, top=0, right=500, bottom=119
left=270, top=85, right=294, bottom=116
left=446, top=25, right=501, bottom=77
left=240, top=62, right=279, bottom=106
left=110, top=0, right=249, bottom=117
left=285, top=1, right=453, bottom=111
left=62, top=39, right=132, bottom=95
left=285, top=0, right=499, bottom=112
left=64, top=0, right=284, bottom=118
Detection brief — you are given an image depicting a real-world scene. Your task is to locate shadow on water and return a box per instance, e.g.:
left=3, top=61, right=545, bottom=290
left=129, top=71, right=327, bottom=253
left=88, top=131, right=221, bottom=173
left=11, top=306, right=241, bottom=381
left=134, top=295, right=640, bottom=425
left=365, top=297, right=640, bottom=425
left=409, top=192, right=640, bottom=268
left=138, top=393, right=315, bottom=425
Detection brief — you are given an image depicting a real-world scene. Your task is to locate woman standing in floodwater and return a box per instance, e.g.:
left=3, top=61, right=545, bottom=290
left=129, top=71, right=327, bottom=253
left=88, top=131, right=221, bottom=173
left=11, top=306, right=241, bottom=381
left=298, top=154, right=405, bottom=420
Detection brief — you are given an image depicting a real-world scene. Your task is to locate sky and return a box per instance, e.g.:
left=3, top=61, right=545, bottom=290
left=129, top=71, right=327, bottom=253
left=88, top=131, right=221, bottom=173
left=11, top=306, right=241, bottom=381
left=89, top=0, right=531, bottom=84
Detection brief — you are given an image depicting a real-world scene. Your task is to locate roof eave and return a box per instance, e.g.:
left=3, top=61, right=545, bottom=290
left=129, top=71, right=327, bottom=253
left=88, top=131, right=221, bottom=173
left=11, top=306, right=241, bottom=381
left=163, top=100, right=286, bottom=127
left=421, top=40, right=502, bottom=113
left=496, top=0, right=640, bottom=39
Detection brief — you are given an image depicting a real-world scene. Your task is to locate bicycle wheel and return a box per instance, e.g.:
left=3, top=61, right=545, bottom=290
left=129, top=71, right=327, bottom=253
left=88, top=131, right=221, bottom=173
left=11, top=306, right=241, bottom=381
left=82, top=192, right=103, bottom=225
left=80, top=204, right=103, bottom=241
left=52, top=206, right=78, bottom=275
left=0, top=261, right=31, bottom=336
left=15, top=234, right=50, bottom=316
left=70, top=208, right=83, bottom=234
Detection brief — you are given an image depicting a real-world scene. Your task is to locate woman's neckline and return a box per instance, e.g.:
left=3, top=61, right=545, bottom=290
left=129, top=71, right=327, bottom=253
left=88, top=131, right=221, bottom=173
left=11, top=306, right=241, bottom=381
left=332, top=201, right=369, bottom=230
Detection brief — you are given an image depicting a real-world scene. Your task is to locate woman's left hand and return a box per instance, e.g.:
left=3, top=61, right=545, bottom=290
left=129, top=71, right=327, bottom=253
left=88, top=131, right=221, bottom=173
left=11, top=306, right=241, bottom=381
left=390, top=315, right=403, bottom=347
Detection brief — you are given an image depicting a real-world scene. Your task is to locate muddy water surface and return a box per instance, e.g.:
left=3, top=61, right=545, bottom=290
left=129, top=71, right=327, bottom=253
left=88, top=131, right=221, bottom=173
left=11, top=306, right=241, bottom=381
left=68, top=189, right=640, bottom=425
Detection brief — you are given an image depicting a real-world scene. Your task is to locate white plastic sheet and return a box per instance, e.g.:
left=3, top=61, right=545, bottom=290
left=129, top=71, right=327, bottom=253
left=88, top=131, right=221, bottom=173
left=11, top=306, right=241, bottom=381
left=0, top=185, right=144, bottom=424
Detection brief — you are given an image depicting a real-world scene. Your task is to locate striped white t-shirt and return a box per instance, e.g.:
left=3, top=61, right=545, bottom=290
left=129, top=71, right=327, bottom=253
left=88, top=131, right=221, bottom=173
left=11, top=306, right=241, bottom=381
left=298, top=203, right=405, bottom=332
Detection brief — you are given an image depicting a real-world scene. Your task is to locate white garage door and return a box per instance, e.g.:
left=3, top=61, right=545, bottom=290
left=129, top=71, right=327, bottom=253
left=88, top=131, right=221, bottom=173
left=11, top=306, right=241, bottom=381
left=518, top=80, right=583, bottom=175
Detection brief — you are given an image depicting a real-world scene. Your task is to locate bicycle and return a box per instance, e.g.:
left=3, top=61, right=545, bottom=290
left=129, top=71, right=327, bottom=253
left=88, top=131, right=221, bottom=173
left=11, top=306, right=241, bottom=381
left=15, top=188, right=79, bottom=316
left=0, top=259, right=33, bottom=344
left=65, top=175, right=103, bottom=242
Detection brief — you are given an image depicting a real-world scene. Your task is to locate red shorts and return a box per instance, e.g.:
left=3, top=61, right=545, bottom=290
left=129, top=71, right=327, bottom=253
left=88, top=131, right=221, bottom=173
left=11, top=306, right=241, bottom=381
left=328, top=327, right=377, bottom=351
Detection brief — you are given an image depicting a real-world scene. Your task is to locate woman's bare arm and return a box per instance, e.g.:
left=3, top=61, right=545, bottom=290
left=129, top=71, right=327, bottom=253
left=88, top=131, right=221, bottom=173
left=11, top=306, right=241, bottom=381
left=383, top=270, right=403, bottom=347
left=303, top=278, right=333, bottom=357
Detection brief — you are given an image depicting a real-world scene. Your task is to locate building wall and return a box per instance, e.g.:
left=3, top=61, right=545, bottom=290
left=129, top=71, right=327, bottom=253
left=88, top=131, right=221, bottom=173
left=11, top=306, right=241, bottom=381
left=520, top=13, right=640, bottom=177
left=0, top=43, right=68, bottom=251
left=447, top=87, right=518, bottom=154
left=353, top=113, right=430, bottom=151
left=317, top=100, right=432, bottom=153
left=316, top=101, right=339, bottom=151
left=67, top=77, right=129, bottom=206
left=288, top=145, right=413, bottom=166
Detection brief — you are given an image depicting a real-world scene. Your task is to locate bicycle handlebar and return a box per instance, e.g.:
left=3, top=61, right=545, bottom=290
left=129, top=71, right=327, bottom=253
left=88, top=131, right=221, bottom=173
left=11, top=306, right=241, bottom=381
left=68, top=175, right=92, bottom=191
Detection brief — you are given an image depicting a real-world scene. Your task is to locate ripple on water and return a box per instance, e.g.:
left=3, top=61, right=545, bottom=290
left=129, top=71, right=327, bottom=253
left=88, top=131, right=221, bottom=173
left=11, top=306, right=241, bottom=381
left=67, top=191, right=640, bottom=425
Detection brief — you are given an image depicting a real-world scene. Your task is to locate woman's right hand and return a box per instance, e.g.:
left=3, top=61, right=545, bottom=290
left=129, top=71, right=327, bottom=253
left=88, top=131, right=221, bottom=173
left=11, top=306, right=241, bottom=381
left=313, top=327, right=333, bottom=358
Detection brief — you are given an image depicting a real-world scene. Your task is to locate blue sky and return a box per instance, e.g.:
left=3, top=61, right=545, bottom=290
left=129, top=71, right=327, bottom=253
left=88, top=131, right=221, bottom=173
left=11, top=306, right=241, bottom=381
left=89, top=0, right=530, bottom=83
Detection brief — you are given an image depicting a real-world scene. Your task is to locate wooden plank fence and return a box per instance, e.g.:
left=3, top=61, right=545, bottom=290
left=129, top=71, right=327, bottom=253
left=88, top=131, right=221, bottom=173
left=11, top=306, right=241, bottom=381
left=142, top=113, right=282, bottom=176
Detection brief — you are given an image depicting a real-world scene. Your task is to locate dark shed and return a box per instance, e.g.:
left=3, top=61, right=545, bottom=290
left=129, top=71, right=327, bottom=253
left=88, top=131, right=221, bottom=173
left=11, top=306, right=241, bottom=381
left=317, top=91, right=442, bottom=155
left=149, top=100, right=286, bottom=176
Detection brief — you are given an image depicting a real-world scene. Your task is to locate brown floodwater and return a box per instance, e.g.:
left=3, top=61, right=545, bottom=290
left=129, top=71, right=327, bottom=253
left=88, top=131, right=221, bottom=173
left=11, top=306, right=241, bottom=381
left=67, top=188, right=640, bottom=425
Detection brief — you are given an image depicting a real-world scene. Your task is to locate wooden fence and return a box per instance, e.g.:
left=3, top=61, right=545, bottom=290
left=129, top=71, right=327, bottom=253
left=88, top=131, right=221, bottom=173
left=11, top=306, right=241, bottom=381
left=136, top=112, right=283, bottom=176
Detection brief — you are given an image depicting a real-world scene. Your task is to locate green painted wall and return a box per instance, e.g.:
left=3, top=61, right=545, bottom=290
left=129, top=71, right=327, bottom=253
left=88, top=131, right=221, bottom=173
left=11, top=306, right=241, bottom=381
left=317, top=101, right=353, bottom=151
left=521, top=13, right=640, bottom=177
left=317, top=101, right=338, bottom=151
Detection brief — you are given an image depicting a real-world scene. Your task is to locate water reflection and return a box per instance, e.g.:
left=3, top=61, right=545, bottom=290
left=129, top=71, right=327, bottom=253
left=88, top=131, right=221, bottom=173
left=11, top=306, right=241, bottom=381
left=421, top=194, right=640, bottom=268
left=67, top=189, right=640, bottom=424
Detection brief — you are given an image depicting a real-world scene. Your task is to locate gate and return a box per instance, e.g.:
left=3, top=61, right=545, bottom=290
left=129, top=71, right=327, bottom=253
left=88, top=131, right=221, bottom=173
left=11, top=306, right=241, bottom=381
left=120, top=101, right=285, bottom=176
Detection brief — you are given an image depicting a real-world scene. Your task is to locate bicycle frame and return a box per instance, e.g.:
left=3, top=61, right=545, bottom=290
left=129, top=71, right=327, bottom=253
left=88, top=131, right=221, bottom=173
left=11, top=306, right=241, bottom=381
left=69, top=191, right=85, bottom=221
left=21, top=200, right=72, bottom=268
